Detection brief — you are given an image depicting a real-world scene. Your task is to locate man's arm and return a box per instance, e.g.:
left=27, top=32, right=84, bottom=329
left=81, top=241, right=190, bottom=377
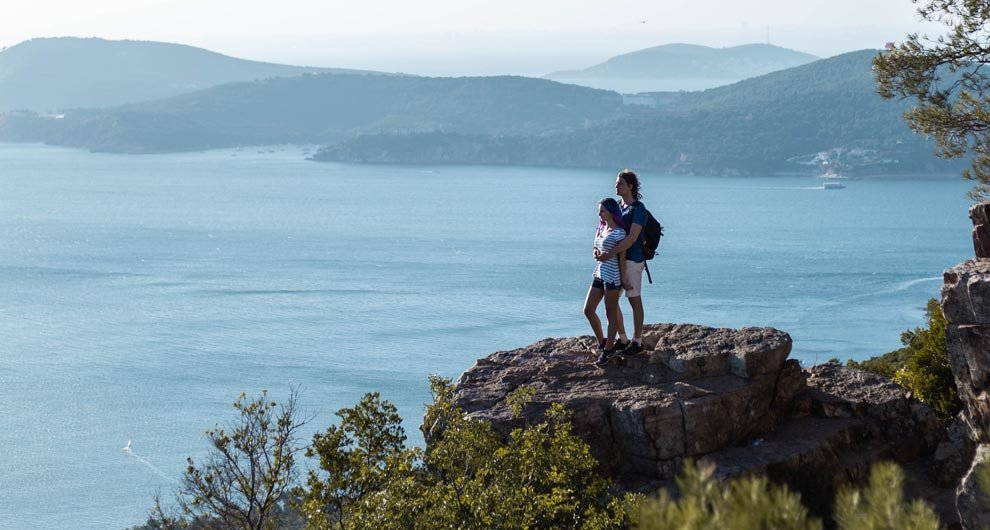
left=619, top=250, right=631, bottom=290
left=596, top=223, right=642, bottom=261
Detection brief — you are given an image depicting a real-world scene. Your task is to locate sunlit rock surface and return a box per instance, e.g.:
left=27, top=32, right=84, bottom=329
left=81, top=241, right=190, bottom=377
left=452, top=324, right=941, bottom=496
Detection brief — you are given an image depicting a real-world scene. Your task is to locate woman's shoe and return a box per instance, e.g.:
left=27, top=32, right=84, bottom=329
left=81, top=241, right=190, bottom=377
left=621, top=342, right=644, bottom=357
left=613, top=339, right=630, bottom=352
left=594, top=348, right=616, bottom=367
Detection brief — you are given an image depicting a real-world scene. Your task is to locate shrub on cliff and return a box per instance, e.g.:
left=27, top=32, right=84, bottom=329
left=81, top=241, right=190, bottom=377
left=296, top=392, right=418, bottom=530
left=148, top=390, right=307, bottom=530
left=848, top=298, right=961, bottom=420
left=834, top=462, right=943, bottom=530
left=892, top=299, right=960, bottom=420
left=844, top=346, right=913, bottom=379
left=144, top=385, right=954, bottom=530
left=632, top=461, right=943, bottom=530
left=631, top=461, right=820, bottom=530
left=296, top=376, right=632, bottom=530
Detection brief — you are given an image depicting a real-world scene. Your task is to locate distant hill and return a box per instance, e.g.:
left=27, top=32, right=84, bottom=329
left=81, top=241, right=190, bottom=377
left=0, top=48, right=962, bottom=176
left=314, top=50, right=961, bottom=176
left=545, top=43, right=819, bottom=93
left=0, top=37, right=385, bottom=112
left=0, top=74, right=624, bottom=152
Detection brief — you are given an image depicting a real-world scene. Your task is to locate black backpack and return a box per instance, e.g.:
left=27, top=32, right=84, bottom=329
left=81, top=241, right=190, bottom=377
left=634, top=203, right=664, bottom=260
left=633, top=203, right=663, bottom=284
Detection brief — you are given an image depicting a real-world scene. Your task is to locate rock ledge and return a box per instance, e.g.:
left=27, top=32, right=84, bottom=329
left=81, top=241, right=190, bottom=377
left=452, top=323, right=950, bottom=521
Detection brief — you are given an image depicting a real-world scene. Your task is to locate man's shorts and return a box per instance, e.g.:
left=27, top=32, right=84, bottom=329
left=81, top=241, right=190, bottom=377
left=624, top=260, right=646, bottom=298
left=592, top=277, right=622, bottom=291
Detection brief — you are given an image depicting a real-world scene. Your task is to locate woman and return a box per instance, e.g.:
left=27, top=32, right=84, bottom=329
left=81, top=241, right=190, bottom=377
left=583, top=197, right=628, bottom=367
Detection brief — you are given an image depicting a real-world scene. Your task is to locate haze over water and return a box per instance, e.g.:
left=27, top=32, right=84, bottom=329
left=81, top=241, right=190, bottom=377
left=0, top=142, right=974, bottom=530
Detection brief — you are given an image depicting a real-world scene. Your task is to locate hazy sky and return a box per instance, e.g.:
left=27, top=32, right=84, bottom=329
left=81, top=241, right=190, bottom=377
left=3, top=0, right=943, bottom=75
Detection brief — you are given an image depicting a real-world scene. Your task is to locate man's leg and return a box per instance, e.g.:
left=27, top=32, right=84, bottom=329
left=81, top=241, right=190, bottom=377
left=622, top=261, right=647, bottom=355
left=628, top=295, right=644, bottom=341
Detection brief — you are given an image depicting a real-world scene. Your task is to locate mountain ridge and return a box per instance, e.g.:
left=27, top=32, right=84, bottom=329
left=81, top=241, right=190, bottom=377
left=0, top=46, right=961, bottom=176
left=0, top=73, right=623, bottom=152
left=314, top=49, right=961, bottom=175
left=0, top=37, right=389, bottom=112
left=544, top=43, right=819, bottom=92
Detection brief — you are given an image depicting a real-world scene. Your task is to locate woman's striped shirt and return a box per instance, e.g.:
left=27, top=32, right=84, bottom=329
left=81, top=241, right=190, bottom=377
left=594, top=227, right=626, bottom=285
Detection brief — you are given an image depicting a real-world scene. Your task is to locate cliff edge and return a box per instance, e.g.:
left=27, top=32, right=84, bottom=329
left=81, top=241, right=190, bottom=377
left=941, top=202, right=990, bottom=530
left=451, top=323, right=951, bottom=520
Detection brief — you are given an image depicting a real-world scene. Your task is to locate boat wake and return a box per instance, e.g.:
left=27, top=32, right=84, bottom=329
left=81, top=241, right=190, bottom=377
left=828, top=276, right=942, bottom=304
left=895, top=276, right=943, bottom=291
left=123, top=440, right=178, bottom=483
left=782, top=276, right=943, bottom=326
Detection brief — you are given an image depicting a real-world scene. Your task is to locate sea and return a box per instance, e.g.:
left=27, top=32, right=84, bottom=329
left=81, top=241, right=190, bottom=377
left=0, top=142, right=975, bottom=530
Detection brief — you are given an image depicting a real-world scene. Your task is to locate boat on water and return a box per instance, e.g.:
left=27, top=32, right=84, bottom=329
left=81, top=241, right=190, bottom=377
left=823, top=181, right=845, bottom=190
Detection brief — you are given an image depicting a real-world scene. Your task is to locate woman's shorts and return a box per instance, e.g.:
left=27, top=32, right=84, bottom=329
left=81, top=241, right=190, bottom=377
left=592, top=277, right=622, bottom=291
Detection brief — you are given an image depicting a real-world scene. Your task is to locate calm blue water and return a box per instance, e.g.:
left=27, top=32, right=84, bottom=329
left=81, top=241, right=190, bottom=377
left=0, top=142, right=974, bottom=530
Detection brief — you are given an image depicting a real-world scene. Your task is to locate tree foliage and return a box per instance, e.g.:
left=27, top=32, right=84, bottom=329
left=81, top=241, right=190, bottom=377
left=844, top=345, right=914, bottom=379
left=143, top=382, right=962, bottom=530
left=874, top=0, right=990, bottom=199
left=297, top=376, right=631, bottom=530
left=893, top=299, right=961, bottom=420
left=632, top=461, right=946, bottom=530
left=296, top=392, right=418, bottom=530
left=413, top=378, right=630, bottom=530
left=834, top=462, right=943, bottom=530
left=158, top=390, right=306, bottom=530
left=631, top=461, right=821, bottom=530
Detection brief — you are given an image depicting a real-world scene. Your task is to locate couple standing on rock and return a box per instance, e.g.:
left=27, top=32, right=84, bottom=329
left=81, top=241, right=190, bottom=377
left=584, top=169, right=650, bottom=367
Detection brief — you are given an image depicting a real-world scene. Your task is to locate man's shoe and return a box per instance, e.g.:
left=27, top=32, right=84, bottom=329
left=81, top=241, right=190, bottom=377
left=621, top=341, right=644, bottom=357
left=613, top=339, right=630, bottom=352
left=594, top=348, right=617, bottom=367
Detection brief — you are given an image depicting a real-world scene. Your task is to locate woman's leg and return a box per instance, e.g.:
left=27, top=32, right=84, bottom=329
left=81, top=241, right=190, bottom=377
left=615, top=300, right=627, bottom=341
left=604, top=289, right=622, bottom=349
left=583, top=285, right=605, bottom=345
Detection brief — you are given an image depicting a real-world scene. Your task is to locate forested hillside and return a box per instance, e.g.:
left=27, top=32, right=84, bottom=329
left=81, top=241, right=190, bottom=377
left=0, top=74, right=623, bottom=152
left=0, top=48, right=962, bottom=174
left=316, top=50, right=961, bottom=175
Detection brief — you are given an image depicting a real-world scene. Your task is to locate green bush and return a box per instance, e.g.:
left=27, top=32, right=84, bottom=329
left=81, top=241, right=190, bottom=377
left=297, top=376, right=631, bottom=530
left=835, top=462, right=942, bottom=530
left=892, top=299, right=961, bottom=420
left=633, top=461, right=945, bottom=530
left=845, top=348, right=913, bottom=379
left=148, top=385, right=958, bottom=530
left=848, top=298, right=961, bottom=420
left=631, top=461, right=820, bottom=530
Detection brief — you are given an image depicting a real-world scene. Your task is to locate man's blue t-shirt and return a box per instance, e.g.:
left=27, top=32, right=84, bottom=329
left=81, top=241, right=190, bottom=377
left=621, top=200, right=646, bottom=263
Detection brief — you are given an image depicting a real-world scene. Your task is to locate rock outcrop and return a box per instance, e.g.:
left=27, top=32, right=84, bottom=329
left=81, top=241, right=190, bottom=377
left=454, top=324, right=801, bottom=481
left=941, top=201, right=990, bottom=530
left=943, top=259, right=990, bottom=442
left=452, top=323, right=945, bottom=514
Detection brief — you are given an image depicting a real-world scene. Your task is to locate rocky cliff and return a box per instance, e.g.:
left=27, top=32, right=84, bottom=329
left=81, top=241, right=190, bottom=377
left=941, top=202, right=990, bottom=530
left=452, top=323, right=950, bottom=520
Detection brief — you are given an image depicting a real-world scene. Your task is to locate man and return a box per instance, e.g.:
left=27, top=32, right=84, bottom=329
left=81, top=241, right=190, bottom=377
left=595, top=169, right=647, bottom=356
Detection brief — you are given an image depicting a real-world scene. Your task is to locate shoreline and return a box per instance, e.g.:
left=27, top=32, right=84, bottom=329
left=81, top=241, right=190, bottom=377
left=0, top=140, right=967, bottom=181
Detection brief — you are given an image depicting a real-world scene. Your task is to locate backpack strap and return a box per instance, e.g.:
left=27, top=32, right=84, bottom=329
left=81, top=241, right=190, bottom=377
left=632, top=202, right=653, bottom=284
